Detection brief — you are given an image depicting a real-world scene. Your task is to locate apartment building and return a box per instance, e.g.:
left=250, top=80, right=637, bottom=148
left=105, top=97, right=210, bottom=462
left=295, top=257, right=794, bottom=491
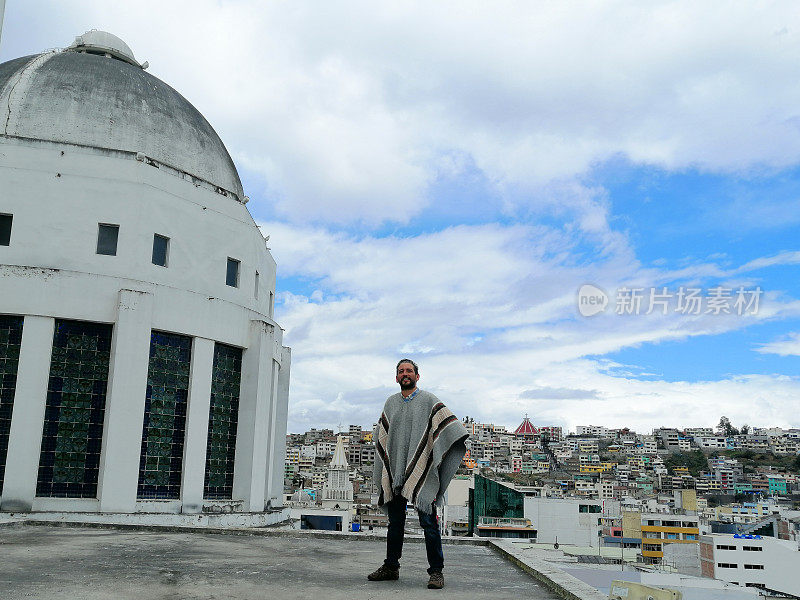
left=694, top=435, right=728, bottom=449
left=700, top=533, right=799, bottom=595
left=640, top=513, right=700, bottom=564
left=576, top=425, right=611, bottom=437
left=684, top=427, right=714, bottom=438
left=315, top=440, right=337, bottom=456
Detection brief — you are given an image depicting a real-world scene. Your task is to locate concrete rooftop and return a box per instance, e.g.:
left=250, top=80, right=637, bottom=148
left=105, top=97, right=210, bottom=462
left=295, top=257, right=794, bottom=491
left=1, top=524, right=563, bottom=600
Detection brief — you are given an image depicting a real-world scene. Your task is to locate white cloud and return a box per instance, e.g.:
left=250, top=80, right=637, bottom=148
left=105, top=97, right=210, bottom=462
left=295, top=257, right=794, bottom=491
left=6, top=2, right=800, bottom=223
left=262, top=220, right=800, bottom=432
left=756, top=332, right=800, bottom=357
left=736, top=250, right=800, bottom=273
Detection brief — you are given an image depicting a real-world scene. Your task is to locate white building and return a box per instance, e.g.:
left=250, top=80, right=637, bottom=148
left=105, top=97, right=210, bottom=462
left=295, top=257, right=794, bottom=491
left=694, top=436, right=728, bottom=449
left=700, top=533, right=800, bottom=595
left=524, top=497, right=616, bottom=546
left=0, top=32, right=290, bottom=517
left=575, top=425, right=612, bottom=438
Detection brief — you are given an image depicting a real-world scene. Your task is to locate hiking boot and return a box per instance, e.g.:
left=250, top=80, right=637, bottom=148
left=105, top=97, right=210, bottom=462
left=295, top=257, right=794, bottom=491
left=427, top=570, right=444, bottom=589
left=367, top=564, right=399, bottom=581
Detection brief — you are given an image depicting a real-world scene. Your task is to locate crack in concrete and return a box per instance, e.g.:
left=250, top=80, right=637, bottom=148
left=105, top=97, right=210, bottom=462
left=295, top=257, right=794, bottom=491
left=4, top=51, right=57, bottom=136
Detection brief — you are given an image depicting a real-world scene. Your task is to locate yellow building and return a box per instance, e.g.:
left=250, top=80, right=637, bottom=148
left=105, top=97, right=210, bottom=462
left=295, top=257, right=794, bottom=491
left=579, top=462, right=614, bottom=474
left=640, top=513, right=700, bottom=563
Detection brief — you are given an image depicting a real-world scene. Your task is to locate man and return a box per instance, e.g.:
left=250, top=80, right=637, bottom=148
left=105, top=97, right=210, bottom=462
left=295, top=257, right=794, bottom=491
left=368, top=359, right=468, bottom=590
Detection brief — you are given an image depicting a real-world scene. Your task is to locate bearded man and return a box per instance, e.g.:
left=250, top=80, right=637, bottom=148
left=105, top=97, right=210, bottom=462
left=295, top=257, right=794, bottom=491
left=368, top=359, right=468, bottom=590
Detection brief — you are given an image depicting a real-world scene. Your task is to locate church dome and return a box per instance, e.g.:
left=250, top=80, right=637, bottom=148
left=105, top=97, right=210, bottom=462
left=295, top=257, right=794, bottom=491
left=0, top=31, right=243, bottom=198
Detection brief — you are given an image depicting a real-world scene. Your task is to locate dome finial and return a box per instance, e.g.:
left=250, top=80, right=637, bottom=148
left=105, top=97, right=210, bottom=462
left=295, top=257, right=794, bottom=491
left=68, top=30, right=145, bottom=69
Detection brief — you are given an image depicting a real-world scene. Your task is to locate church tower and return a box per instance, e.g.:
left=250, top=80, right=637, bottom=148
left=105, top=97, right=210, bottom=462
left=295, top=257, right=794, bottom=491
left=321, top=435, right=353, bottom=509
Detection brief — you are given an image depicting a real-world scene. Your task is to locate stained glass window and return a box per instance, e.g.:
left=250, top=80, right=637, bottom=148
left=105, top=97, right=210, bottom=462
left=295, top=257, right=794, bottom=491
left=0, top=315, right=24, bottom=490
left=37, top=320, right=112, bottom=498
left=204, top=343, right=242, bottom=499
left=137, top=331, right=191, bottom=499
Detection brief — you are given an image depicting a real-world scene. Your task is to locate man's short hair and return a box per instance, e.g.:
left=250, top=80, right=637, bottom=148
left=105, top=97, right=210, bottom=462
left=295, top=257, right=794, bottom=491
left=396, top=358, right=419, bottom=374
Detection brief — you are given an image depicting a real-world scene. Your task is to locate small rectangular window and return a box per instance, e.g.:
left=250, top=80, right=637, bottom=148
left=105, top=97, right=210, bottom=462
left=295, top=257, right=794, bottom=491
left=152, top=234, right=169, bottom=267
left=96, top=224, right=119, bottom=256
left=226, top=257, right=240, bottom=287
left=0, top=214, right=12, bottom=246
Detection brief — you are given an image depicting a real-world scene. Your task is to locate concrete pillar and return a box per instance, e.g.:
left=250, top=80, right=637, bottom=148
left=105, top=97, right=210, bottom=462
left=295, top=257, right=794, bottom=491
left=233, top=320, right=276, bottom=512
left=180, top=336, right=214, bottom=513
left=266, top=346, right=291, bottom=507
left=98, top=289, right=153, bottom=512
left=0, top=316, right=55, bottom=511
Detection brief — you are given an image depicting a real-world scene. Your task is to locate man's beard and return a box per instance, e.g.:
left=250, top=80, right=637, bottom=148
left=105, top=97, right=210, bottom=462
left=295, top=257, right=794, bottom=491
left=399, top=376, right=415, bottom=390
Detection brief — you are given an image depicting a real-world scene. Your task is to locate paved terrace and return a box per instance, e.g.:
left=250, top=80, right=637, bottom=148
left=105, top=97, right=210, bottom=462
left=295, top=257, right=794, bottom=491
left=0, top=522, right=573, bottom=600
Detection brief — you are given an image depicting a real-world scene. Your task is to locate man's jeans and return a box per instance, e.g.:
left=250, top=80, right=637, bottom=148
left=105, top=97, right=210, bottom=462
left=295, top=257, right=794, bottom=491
left=384, top=495, right=444, bottom=574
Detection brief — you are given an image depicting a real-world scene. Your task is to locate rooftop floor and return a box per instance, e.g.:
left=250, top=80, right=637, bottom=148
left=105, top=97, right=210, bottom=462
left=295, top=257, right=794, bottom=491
left=1, top=524, right=562, bottom=600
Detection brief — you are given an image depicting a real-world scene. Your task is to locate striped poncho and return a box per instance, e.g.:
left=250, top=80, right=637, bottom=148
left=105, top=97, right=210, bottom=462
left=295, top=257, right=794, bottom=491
left=373, top=389, right=468, bottom=514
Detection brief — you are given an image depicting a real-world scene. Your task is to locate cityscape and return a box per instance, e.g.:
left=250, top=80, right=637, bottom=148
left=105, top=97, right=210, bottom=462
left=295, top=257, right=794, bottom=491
left=284, top=416, right=800, bottom=596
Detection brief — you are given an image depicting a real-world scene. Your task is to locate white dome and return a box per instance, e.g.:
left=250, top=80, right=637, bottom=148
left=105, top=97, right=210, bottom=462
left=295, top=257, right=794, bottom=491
left=69, top=30, right=139, bottom=66
left=0, top=33, right=244, bottom=198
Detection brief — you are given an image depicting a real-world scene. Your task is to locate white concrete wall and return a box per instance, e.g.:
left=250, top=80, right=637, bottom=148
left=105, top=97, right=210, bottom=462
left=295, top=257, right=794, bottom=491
left=524, top=497, right=603, bottom=546
left=710, top=534, right=800, bottom=595
left=0, top=139, right=276, bottom=337
left=0, top=135, right=291, bottom=515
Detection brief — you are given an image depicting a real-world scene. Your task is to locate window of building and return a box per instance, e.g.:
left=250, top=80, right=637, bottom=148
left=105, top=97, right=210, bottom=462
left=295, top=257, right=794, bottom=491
left=717, top=544, right=736, bottom=550
left=226, top=257, right=240, bottom=287
left=744, top=564, right=764, bottom=570
left=717, top=563, right=737, bottom=569
left=0, top=214, right=12, bottom=246
left=254, top=271, right=259, bottom=299
left=269, top=291, right=274, bottom=317
left=204, top=343, right=242, bottom=500
left=96, top=224, right=119, bottom=256
left=745, top=583, right=766, bottom=589
left=37, top=320, right=113, bottom=498
left=684, top=534, right=697, bottom=540
left=152, top=234, right=169, bottom=267
left=137, top=331, right=192, bottom=499
left=0, top=315, right=24, bottom=491
left=742, top=546, right=762, bottom=551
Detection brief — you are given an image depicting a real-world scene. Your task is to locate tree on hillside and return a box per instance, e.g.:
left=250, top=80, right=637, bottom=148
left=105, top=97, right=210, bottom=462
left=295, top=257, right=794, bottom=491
left=718, top=416, right=739, bottom=437
left=665, top=450, right=708, bottom=477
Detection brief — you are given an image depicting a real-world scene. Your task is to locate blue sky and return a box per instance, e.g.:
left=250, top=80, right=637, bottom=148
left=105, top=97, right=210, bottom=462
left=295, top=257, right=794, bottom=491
left=3, top=1, right=800, bottom=433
